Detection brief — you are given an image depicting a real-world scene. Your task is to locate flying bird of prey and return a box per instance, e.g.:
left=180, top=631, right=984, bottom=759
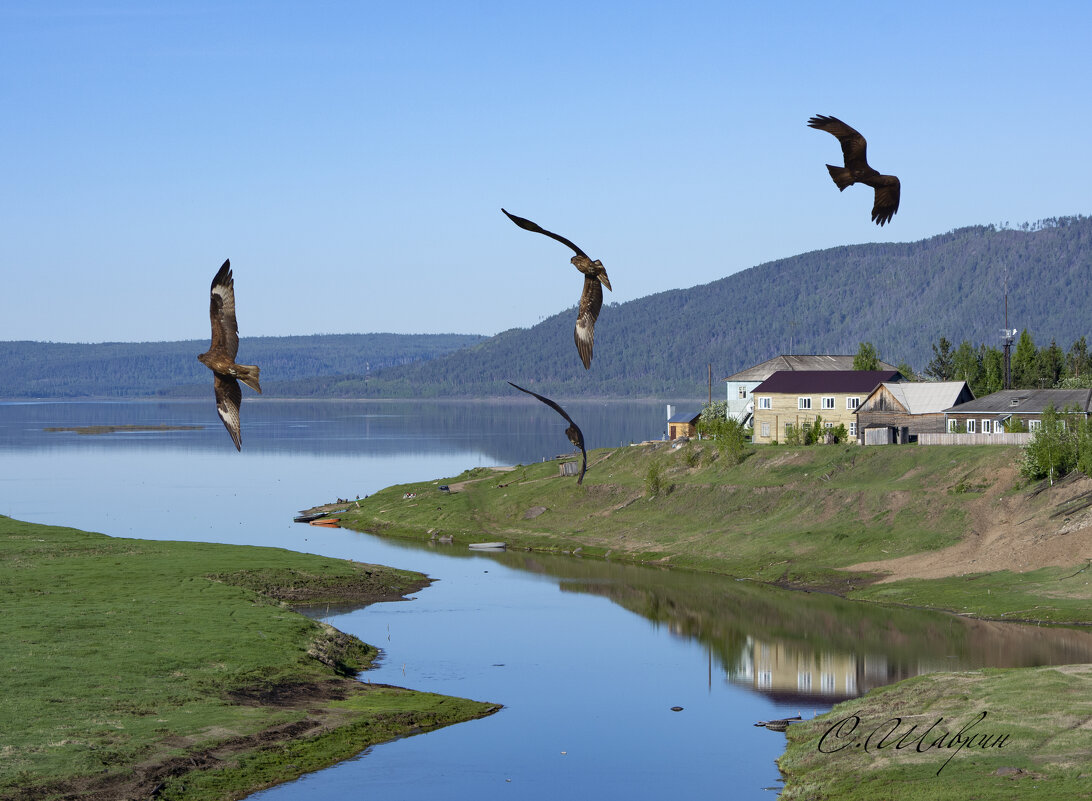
left=501, top=208, right=612, bottom=369
left=508, top=381, right=587, bottom=484
left=807, top=114, right=901, bottom=226
left=197, top=259, right=262, bottom=450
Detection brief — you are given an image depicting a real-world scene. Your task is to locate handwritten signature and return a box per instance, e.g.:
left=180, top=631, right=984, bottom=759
left=817, top=711, right=1009, bottom=775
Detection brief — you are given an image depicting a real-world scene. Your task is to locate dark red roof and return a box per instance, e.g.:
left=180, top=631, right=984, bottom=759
left=753, top=370, right=902, bottom=394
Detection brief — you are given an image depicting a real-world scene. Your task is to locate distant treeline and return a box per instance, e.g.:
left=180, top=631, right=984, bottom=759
left=0, top=334, right=485, bottom=398
left=920, top=331, right=1092, bottom=397
left=5, top=216, right=1092, bottom=399
left=351, top=215, right=1092, bottom=397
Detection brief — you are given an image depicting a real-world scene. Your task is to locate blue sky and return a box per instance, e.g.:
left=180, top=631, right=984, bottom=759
left=3, top=1, right=1091, bottom=343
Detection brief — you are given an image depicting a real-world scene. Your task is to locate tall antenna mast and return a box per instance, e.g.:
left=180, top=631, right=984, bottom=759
left=1001, top=276, right=1015, bottom=390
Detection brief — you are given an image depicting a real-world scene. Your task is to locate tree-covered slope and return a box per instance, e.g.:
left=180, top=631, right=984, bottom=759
left=4, top=217, right=1090, bottom=399
left=0, top=333, right=485, bottom=398
left=359, top=216, right=1092, bottom=397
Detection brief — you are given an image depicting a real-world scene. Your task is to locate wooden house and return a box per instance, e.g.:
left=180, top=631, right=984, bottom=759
left=944, top=388, right=1092, bottom=433
left=724, top=354, right=896, bottom=427
left=750, top=370, right=902, bottom=444
left=668, top=410, right=701, bottom=440
left=855, top=381, right=973, bottom=445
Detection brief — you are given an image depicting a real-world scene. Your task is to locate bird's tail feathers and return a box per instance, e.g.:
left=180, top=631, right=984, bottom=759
left=236, top=364, right=262, bottom=394
left=825, top=164, right=854, bottom=191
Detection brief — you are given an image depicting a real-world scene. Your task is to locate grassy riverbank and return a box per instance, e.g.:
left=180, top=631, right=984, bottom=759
left=326, top=441, right=1092, bottom=798
left=777, top=664, right=1092, bottom=799
left=333, top=441, right=1092, bottom=624
left=0, top=515, right=498, bottom=801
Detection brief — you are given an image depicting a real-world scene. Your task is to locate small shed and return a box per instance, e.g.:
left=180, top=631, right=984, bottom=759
left=856, top=381, right=973, bottom=445
left=668, top=410, right=701, bottom=440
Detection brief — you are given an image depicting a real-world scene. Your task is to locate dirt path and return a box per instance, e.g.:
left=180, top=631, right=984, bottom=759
left=849, top=466, right=1092, bottom=582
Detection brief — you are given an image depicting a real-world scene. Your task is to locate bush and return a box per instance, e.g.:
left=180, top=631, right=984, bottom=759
left=645, top=459, right=664, bottom=496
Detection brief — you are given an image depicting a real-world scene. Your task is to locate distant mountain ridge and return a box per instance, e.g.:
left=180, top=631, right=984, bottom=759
left=3, top=216, right=1090, bottom=399
left=0, top=334, right=485, bottom=399
left=356, top=215, right=1092, bottom=397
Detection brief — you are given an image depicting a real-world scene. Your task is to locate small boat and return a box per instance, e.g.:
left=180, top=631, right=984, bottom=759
left=754, top=716, right=802, bottom=732
left=293, top=512, right=327, bottom=523
left=309, top=517, right=340, bottom=527
left=468, top=542, right=506, bottom=550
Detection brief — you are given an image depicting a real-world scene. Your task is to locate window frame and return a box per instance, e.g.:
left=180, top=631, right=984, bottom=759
left=798, top=397, right=812, bottom=410
left=846, top=396, right=860, bottom=410
left=757, top=396, right=772, bottom=410
left=821, top=396, right=835, bottom=410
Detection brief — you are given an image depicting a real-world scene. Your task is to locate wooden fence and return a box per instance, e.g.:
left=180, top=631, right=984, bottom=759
left=917, top=432, right=1032, bottom=446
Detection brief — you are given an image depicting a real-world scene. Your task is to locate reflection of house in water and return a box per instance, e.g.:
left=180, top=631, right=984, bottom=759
left=726, top=636, right=917, bottom=703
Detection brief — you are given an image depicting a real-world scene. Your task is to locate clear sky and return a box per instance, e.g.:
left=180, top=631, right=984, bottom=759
left=3, top=1, right=1090, bottom=343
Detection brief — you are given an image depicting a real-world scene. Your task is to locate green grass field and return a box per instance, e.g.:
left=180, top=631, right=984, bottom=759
left=328, top=440, right=1092, bottom=799
left=336, top=441, right=1091, bottom=623
left=778, top=664, right=1092, bottom=800
left=0, top=516, right=498, bottom=801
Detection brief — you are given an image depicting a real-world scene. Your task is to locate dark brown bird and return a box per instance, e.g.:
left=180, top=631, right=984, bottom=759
left=508, top=381, right=587, bottom=484
left=197, top=260, right=261, bottom=450
left=502, top=208, right=612, bottom=369
left=807, top=114, right=900, bottom=226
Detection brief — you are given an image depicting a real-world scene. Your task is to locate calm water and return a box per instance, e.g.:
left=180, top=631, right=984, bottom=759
left=3, top=399, right=1091, bottom=799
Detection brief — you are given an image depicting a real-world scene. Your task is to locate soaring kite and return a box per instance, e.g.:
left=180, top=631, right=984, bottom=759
left=508, top=381, right=587, bottom=484
left=502, top=208, right=612, bottom=369
left=807, top=114, right=901, bottom=226
left=197, top=259, right=262, bottom=450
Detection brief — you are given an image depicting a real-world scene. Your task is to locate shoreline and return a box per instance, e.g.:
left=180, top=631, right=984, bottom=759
left=0, top=516, right=499, bottom=801
left=321, top=441, right=1092, bottom=799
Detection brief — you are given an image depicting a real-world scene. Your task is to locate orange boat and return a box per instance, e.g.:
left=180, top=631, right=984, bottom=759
left=309, top=517, right=340, bottom=527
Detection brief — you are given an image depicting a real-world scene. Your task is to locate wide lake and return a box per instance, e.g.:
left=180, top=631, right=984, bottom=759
left=4, top=399, right=1092, bottom=799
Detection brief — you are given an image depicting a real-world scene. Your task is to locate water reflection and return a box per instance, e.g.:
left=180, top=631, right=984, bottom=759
left=366, top=542, right=1092, bottom=703
left=0, top=398, right=690, bottom=465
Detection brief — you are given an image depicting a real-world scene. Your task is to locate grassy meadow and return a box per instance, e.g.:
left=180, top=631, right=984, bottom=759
left=335, top=440, right=1092, bottom=624
left=0, top=516, right=498, bottom=801
left=328, top=439, right=1092, bottom=799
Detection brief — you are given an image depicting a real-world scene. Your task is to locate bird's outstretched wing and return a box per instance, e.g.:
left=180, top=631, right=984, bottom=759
left=871, top=179, right=901, bottom=226
left=208, top=259, right=239, bottom=361
left=501, top=208, right=589, bottom=259
left=807, top=114, right=869, bottom=171
left=213, top=373, right=243, bottom=450
left=574, top=276, right=603, bottom=370
left=508, top=381, right=587, bottom=484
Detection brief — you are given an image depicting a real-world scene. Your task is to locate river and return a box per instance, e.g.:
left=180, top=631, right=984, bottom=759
left=3, top=399, right=1091, bottom=799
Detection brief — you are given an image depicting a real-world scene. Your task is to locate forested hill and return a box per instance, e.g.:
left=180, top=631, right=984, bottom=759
left=0, top=334, right=485, bottom=398
left=4, top=217, right=1091, bottom=400
left=354, top=216, right=1092, bottom=398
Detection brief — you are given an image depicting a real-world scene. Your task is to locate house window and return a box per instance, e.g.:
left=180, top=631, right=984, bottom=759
left=1029, top=419, right=1041, bottom=432
left=738, top=386, right=748, bottom=399
left=822, top=396, right=835, bottom=410
left=981, top=419, right=993, bottom=434
left=798, top=397, right=812, bottom=410
left=846, top=397, right=860, bottom=410
left=760, top=422, right=770, bottom=438
left=966, top=419, right=976, bottom=433
left=824, top=421, right=834, bottom=429
left=758, top=396, right=771, bottom=410
left=849, top=422, right=857, bottom=437
left=947, top=419, right=958, bottom=432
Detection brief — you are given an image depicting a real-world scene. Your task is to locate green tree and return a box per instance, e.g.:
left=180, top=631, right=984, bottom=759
left=1012, top=329, right=1038, bottom=388
left=697, top=401, right=749, bottom=462
left=852, top=342, right=881, bottom=371
left=952, top=340, right=982, bottom=390
left=1039, top=339, right=1065, bottom=387
left=1067, top=336, right=1090, bottom=380
left=895, top=360, right=917, bottom=381
left=980, top=346, right=1004, bottom=396
left=925, top=337, right=955, bottom=380
left=1020, top=404, right=1076, bottom=484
